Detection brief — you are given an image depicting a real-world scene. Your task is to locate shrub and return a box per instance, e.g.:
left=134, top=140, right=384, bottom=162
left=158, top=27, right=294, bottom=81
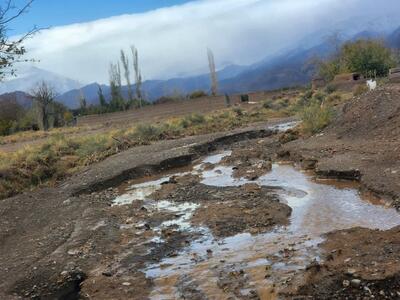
left=232, top=107, right=244, bottom=116
left=75, top=136, right=110, bottom=159
left=0, top=120, right=13, bottom=136
left=276, top=98, right=290, bottom=109
left=189, top=90, right=208, bottom=99
left=301, top=101, right=334, bottom=134
left=134, top=124, right=165, bottom=141
left=353, top=84, right=369, bottom=97
left=326, top=93, right=342, bottom=104
left=262, top=99, right=274, bottom=109
left=317, top=38, right=395, bottom=80
left=325, top=84, right=337, bottom=94
left=312, top=92, right=326, bottom=104
left=179, top=113, right=206, bottom=128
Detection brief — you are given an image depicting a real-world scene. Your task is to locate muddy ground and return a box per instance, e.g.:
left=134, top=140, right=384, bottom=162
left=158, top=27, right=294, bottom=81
left=151, top=175, right=291, bottom=238
left=1, top=84, right=400, bottom=299
left=277, top=84, right=400, bottom=299
left=0, top=120, right=294, bottom=299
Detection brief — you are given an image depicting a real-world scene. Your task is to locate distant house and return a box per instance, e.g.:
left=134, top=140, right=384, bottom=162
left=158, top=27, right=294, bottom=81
left=389, top=68, right=400, bottom=83
left=331, top=72, right=366, bottom=91
left=333, top=72, right=364, bottom=82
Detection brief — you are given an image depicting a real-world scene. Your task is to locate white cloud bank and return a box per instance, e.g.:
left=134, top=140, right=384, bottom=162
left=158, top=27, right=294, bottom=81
left=20, top=0, right=399, bottom=84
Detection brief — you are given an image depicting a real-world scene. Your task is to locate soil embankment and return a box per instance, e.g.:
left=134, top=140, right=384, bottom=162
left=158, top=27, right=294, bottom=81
left=279, top=84, right=400, bottom=298
left=283, top=84, right=400, bottom=206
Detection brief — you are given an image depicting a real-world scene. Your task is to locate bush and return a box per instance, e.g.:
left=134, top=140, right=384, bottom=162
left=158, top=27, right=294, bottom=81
left=0, top=120, right=13, bottom=136
left=325, top=84, right=337, bottom=94
left=353, top=84, right=369, bottom=97
left=301, top=101, right=334, bottom=134
left=276, top=98, right=290, bottom=109
left=232, top=107, right=244, bottom=116
left=179, top=113, right=206, bottom=128
left=262, top=99, right=274, bottom=109
left=189, top=90, right=208, bottom=99
left=134, top=124, right=165, bottom=141
left=317, top=39, right=395, bottom=80
left=326, top=93, right=342, bottom=104
left=312, top=92, right=326, bottom=104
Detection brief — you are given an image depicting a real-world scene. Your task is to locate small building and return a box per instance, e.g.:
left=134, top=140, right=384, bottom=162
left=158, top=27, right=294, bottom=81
left=311, top=77, right=326, bottom=89
left=331, top=72, right=366, bottom=91
left=333, top=72, right=364, bottom=82
left=389, top=68, right=400, bottom=83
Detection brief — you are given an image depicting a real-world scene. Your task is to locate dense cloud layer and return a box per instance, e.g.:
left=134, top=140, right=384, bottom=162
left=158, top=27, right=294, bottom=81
left=20, top=0, right=399, bottom=84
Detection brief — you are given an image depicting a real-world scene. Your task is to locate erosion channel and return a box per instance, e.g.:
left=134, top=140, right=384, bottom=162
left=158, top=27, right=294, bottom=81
left=108, top=144, right=400, bottom=299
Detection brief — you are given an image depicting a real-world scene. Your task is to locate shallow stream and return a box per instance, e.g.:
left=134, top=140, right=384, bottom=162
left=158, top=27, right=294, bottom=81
left=113, top=144, right=400, bottom=299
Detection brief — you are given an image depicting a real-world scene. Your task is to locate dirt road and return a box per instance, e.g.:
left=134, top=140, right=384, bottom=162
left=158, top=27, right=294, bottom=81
left=1, top=84, right=400, bottom=299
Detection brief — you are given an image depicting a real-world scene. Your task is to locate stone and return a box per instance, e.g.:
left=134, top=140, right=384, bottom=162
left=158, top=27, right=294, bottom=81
left=346, top=268, right=357, bottom=276
left=342, top=280, right=350, bottom=288
left=351, top=279, right=361, bottom=288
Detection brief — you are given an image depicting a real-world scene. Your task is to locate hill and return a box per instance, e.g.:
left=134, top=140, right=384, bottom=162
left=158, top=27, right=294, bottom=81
left=0, top=66, right=83, bottom=96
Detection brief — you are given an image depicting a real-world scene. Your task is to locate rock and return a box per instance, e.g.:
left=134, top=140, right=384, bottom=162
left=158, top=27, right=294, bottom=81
left=122, top=282, right=131, bottom=286
left=102, top=271, right=113, bottom=277
left=346, top=268, right=357, bottom=276
left=351, top=279, right=361, bottom=288
left=342, top=280, right=350, bottom=288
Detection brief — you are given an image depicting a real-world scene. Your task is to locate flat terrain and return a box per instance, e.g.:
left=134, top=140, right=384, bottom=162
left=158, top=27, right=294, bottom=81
left=0, top=89, right=299, bottom=154
left=76, top=90, right=298, bottom=127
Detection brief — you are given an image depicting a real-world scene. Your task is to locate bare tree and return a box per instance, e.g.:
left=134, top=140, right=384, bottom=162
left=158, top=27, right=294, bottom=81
left=131, top=45, right=142, bottom=107
left=120, top=49, right=133, bottom=101
left=207, top=48, right=218, bottom=96
left=0, top=0, right=38, bottom=80
left=32, top=81, right=55, bottom=131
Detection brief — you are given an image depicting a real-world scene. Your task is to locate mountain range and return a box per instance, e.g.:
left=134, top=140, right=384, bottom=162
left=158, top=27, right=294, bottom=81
left=1, top=23, right=400, bottom=109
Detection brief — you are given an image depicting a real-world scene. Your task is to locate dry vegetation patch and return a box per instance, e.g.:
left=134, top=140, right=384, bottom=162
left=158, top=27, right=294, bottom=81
left=0, top=105, right=283, bottom=199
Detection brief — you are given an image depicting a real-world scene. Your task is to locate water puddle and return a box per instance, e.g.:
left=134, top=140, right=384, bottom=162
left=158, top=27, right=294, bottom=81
left=113, top=149, right=400, bottom=299
left=268, top=121, right=299, bottom=132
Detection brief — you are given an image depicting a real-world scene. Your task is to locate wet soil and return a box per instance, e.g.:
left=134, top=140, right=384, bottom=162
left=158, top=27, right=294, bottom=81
left=2, top=87, right=400, bottom=300
left=289, top=226, right=400, bottom=299
left=152, top=177, right=291, bottom=238
left=0, top=124, right=283, bottom=299
left=283, top=84, right=400, bottom=207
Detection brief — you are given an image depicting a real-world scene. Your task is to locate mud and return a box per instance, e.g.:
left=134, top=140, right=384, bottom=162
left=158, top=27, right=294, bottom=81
left=152, top=177, right=291, bottom=237
left=140, top=147, right=400, bottom=299
left=289, top=226, right=400, bottom=299
left=2, top=100, right=400, bottom=300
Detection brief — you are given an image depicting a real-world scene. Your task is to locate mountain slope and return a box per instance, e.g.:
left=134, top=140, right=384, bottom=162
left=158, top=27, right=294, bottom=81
left=41, top=25, right=400, bottom=108
left=387, top=26, right=400, bottom=48
left=0, top=66, right=83, bottom=95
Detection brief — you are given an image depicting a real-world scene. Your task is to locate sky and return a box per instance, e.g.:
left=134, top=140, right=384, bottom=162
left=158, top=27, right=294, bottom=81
left=10, top=0, right=194, bottom=35
left=7, top=0, right=400, bottom=84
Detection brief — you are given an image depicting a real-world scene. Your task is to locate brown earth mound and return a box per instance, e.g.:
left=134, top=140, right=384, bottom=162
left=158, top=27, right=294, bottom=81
left=287, top=226, right=400, bottom=299
left=283, top=83, right=400, bottom=207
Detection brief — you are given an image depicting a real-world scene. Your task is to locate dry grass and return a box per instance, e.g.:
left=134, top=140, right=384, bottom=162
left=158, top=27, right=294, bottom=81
left=0, top=125, right=102, bottom=145
left=0, top=105, right=284, bottom=199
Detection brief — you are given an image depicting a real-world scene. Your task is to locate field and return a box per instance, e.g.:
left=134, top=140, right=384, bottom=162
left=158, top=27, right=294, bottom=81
left=0, top=89, right=300, bottom=153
